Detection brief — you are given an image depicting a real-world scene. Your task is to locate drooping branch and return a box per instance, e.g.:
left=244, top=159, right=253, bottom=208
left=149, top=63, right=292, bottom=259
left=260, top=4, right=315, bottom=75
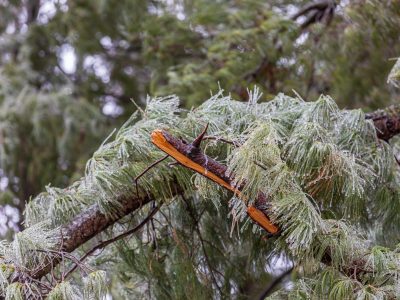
left=12, top=104, right=400, bottom=283
left=27, top=193, right=154, bottom=280
left=63, top=205, right=161, bottom=280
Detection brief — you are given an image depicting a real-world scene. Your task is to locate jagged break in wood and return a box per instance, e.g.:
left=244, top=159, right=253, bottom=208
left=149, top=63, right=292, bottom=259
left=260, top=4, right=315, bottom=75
left=151, top=129, right=279, bottom=234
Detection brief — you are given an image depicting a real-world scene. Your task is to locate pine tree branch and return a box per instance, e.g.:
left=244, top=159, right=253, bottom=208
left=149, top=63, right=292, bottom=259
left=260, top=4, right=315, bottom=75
left=24, top=193, right=154, bottom=280
left=366, top=104, right=400, bottom=141
left=10, top=104, right=400, bottom=284
left=63, top=205, right=161, bottom=280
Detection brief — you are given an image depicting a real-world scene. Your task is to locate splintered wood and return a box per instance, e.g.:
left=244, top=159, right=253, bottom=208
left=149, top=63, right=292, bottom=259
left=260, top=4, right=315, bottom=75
left=151, top=129, right=279, bottom=234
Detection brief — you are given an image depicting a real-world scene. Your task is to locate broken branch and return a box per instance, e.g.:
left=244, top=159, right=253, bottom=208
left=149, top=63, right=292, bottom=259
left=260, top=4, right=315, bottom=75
left=151, top=128, right=279, bottom=234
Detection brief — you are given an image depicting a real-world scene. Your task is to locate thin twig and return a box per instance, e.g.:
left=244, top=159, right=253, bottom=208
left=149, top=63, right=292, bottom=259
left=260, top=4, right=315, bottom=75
left=203, top=135, right=238, bottom=146
left=258, top=267, right=294, bottom=300
left=56, top=62, right=76, bottom=83
left=134, top=155, right=169, bottom=197
left=180, top=193, right=224, bottom=295
left=150, top=202, right=158, bottom=255
left=64, top=205, right=160, bottom=279
left=395, top=155, right=400, bottom=167
left=34, top=249, right=93, bottom=276
left=291, top=0, right=334, bottom=20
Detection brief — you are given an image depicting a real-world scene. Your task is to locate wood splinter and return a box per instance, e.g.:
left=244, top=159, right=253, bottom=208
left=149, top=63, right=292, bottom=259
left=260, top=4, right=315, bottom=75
left=150, top=127, right=279, bottom=234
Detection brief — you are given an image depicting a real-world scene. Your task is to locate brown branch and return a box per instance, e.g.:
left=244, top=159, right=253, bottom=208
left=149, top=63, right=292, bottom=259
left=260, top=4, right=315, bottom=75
left=292, top=1, right=333, bottom=20
left=366, top=104, right=400, bottom=141
left=24, top=193, right=154, bottom=280
left=64, top=205, right=160, bottom=280
left=192, top=123, right=209, bottom=148
left=258, top=266, right=294, bottom=300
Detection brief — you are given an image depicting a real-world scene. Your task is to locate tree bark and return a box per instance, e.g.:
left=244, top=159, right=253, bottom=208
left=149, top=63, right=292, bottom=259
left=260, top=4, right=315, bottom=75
left=366, top=105, right=400, bottom=141
left=28, top=194, right=153, bottom=279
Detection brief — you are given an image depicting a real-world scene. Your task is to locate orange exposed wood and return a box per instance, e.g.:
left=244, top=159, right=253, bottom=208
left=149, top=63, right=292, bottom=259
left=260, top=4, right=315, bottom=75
left=247, top=206, right=278, bottom=234
left=151, top=129, right=279, bottom=234
left=151, top=130, right=242, bottom=195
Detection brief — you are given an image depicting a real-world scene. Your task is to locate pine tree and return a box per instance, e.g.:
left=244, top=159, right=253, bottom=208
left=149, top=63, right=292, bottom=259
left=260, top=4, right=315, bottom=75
left=1, top=1, right=400, bottom=299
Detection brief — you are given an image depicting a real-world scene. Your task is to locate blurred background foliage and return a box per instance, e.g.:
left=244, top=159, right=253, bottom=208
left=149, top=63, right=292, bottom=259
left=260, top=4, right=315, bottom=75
left=0, top=0, right=399, bottom=239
